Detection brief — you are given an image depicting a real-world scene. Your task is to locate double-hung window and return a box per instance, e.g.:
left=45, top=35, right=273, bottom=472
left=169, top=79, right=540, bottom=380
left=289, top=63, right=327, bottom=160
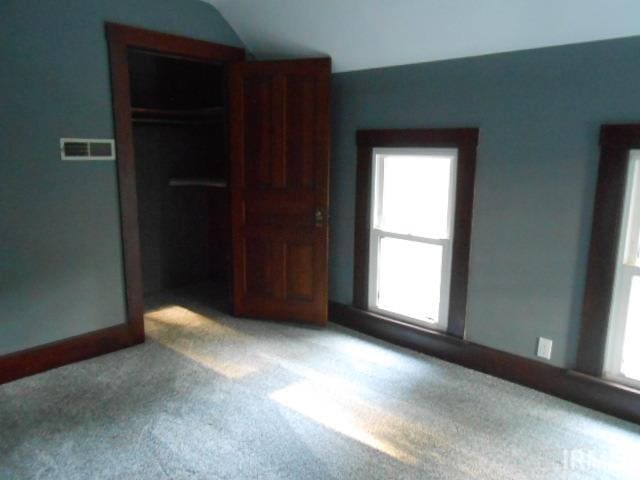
left=604, top=150, right=640, bottom=387
left=353, top=129, right=478, bottom=338
left=368, top=148, right=457, bottom=330
left=578, top=125, right=640, bottom=391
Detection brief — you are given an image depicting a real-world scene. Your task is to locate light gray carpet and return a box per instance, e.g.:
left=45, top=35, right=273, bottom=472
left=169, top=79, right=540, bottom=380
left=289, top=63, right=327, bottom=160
left=1, top=284, right=639, bottom=480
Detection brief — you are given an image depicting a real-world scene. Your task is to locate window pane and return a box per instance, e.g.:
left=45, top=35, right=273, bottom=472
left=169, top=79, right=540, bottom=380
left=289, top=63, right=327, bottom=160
left=621, top=275, right=640, bottom=381
left=377, top=237, right=442, bottom=323
left=626, top=154, right=640, bottom=266
left=378, top=154, right=453, bottom=238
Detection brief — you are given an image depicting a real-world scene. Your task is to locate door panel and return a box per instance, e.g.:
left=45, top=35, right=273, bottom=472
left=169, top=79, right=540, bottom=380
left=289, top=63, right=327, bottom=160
left=244, top=237, right=273, bottom=297
left=230, top=58, right=330, bottom=325
left=243, top=77, right=274, bottom=188
left=285, top=75, right=317, bottom=189
left=286, top=243, right=314, bottom=301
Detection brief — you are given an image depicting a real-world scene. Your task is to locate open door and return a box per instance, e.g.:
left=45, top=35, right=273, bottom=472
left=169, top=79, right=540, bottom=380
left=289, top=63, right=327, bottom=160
left=229, top=58, right=330, bottom=325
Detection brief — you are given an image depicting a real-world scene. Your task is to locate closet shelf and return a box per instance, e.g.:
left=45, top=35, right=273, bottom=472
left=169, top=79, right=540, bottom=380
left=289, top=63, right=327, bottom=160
left=168, top=178, right=227, bottom=188
left=131, top=107, right=224, bottom=124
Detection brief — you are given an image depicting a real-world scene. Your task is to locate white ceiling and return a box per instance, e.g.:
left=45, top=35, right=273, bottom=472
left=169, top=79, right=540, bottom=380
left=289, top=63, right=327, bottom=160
left=206, top=0, right=640, bottom=73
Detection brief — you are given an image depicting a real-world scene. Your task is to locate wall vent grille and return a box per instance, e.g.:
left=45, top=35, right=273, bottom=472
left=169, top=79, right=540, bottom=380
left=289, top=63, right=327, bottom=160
left=60, top=138, right=115, bottom=161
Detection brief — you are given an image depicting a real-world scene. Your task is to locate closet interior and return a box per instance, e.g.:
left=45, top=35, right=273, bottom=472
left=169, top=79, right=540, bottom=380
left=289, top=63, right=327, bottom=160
left=128, top=48, right=231, bottom=306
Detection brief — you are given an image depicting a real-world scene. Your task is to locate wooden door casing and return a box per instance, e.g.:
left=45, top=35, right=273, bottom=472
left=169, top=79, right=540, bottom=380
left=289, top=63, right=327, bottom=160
left=229, top=58, right=330, bottom=325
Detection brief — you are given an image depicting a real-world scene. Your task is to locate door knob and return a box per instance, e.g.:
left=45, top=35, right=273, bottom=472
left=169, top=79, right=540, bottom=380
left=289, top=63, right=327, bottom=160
left=315, top=208, right=324, bottom=227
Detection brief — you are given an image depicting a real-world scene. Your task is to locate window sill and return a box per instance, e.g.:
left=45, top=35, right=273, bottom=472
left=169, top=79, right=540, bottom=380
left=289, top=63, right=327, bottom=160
left=569, top=370, right=640, bottom=397
left=357, top=306, right=464, bottom=344
left=367, top=306, right=451, bottom=338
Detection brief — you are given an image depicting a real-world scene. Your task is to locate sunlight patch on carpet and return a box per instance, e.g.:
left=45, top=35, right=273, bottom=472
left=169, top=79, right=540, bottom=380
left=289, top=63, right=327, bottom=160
left=270, top=379, right=420, bottom=464
left=145, top=306, right=258, bottom=379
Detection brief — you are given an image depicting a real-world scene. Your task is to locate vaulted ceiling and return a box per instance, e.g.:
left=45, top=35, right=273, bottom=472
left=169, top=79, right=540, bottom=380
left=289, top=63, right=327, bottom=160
left=206, top=0, right=640, bottom=73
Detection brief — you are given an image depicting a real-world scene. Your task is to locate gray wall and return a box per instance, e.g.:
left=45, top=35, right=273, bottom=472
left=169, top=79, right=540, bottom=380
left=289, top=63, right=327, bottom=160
left=0, top=0, right=242, bottom=355
left=330, top=36, right=640, bottom=368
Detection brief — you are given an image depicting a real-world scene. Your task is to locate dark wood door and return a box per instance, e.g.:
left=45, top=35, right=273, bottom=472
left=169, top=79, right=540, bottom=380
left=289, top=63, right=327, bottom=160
left=229, top=58, right=330, bottom=325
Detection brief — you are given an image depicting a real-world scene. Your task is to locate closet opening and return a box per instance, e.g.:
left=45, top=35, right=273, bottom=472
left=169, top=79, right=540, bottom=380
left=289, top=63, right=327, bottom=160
left=107, top=23, right=245, bottom=337
left=128, top=48, right=231, bottom=311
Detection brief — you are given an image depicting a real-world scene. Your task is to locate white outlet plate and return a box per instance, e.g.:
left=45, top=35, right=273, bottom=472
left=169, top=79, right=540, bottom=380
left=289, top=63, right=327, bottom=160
left=537, top=337, right=553, bottom=360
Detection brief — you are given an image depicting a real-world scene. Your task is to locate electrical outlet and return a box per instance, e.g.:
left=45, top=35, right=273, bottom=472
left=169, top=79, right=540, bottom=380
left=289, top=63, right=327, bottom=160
left=537, top=337, right=553, bottom=360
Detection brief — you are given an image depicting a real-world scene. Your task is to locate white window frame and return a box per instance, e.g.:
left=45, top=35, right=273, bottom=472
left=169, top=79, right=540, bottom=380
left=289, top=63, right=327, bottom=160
left=367, top=147, right=458, bottom=331
left=604, top=150, right=640, bottom=389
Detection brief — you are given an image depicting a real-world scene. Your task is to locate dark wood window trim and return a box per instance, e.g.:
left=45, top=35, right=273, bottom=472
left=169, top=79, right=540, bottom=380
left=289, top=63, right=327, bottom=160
left=577, top=124, right=640, bottom=378
left=353, top=128, right=479, bottom=338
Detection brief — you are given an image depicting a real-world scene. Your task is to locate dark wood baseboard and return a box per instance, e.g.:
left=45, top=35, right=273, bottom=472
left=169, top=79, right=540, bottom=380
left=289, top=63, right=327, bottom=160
left=329, top=302, right=640, bottom=425
left=0, top=324, right=144, bottom=385
left=3, top=302, right=638, bottom=425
